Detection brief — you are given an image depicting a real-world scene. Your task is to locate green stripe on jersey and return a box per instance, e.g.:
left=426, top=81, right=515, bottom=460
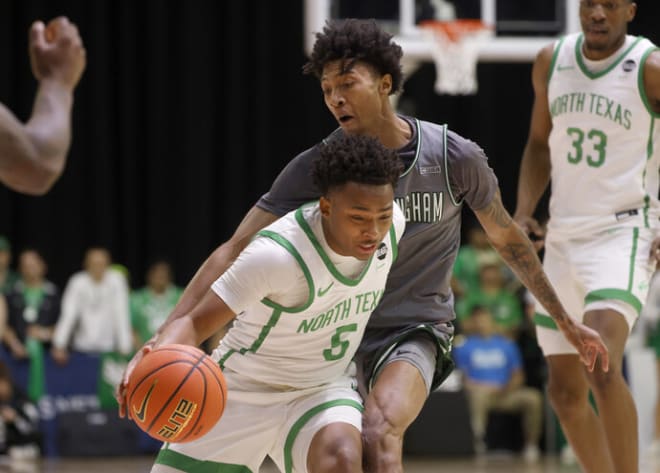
left=533, top=312, right=558, bottom=330
left=584, top=289, right=642, bottom=316
left=283, top=399, right=363, bottom=473
left=155, top=448, right=253, bottom=473
left=295, top=208, right=373, bottom=286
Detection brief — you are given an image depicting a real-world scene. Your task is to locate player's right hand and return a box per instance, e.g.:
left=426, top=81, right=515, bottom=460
left=514, top=215, right=545, bottom=252
left=29, top=16, right=86, bottom=89
left=117, top=342, right=154, bottom=419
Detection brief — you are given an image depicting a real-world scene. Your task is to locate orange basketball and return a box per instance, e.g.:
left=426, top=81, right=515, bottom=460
left=127, top=344, right=227, bottom=443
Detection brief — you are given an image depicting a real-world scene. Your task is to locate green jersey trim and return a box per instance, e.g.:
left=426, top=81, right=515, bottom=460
left=256, top=230, right=315, bottom=313
left=283, top=398, right=363, bottom=473
left=534, top=288, right=642, bottom=330
left=295, top=207, right=374, bottom=286
left=533, top=312, right=558, bottom=330
left=638, top=47, right=660, bottom=118
left=585, top=289, right=642, bottom=316
left=155, top=447, right=253, bottom=473
left=575, top=34, right=643, bottom=80
left=399, top=118, right=422, bottom=178
left=547, top=36, right=566, bottom=84
left=218, top=309, right=283, bottom=369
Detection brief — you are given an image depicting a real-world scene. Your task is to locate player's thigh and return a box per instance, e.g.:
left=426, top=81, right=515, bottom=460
left=545, top=354, right=590, bottom=404
left=578, top=227, right=655, bottom=330
left=364, top=336, right=438, bottom=431
left=534, top=238, right=585, bottom=356
left=156, top=380, right=282, bottom=472
left=271, top=381, right=363, bottom=473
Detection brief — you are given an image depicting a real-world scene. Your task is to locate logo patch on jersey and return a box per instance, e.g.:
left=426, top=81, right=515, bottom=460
left=557, top=64, right=574, bottom=72
left=376, top=243, right=388, bottom=260
left=420, top=165, right=442, bottom=175
left=317, top=281, right=334, bottom=297
left=622, top=59, right=636, bottom=72
left=615, top=208, right=638, bottom=221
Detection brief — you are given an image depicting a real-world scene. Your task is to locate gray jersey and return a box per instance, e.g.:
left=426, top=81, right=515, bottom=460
left=257, top=117, right=498, bottom=328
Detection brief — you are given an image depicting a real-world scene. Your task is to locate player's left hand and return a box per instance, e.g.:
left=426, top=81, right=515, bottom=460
left=558, top=319, right=609, bottom=372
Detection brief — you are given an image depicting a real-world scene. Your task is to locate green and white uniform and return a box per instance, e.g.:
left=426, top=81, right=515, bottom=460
left=535, top=33, right=660, bottom=354
left=155, top=202, right=405, bottom=473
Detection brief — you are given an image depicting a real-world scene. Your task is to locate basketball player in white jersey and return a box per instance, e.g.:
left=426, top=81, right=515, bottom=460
left=0, top=17, right=85, bottom=195
left=148, top=134, right=405, bottom=472
left=120, top=19, right=610, bottom=471
left=515, top=1, right=660, bottom=471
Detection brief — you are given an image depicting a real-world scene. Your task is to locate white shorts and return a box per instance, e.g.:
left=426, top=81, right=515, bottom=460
left=534, top=226, right=655, bottom=356
left=153, top=368, right=363, bottom=473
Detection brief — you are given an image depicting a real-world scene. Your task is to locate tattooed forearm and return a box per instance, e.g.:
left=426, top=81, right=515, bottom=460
left=492, top=229, right=569, bottom=326
left=481, top=193, right=512, bottom=229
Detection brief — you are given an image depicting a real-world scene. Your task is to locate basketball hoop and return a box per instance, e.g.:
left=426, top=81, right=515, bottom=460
left=419, top=20, right=493, bottom=95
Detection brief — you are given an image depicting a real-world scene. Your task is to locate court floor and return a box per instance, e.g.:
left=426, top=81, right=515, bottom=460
left=4, top=453, right=660, bottom=473
left=0, top=454, right=660, bottom=473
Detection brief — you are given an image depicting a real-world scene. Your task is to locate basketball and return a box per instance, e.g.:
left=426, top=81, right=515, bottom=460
left=126, top=344, right=227, bottom=443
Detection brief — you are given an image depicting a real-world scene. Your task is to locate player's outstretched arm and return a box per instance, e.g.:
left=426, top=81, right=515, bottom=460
left=513, top=45, right=554, bottom=247
left=475, top=191, right=610, bottom=372
left=0, top=17, right=85, bottom=195
left=117, top=205, right=278, bottom=417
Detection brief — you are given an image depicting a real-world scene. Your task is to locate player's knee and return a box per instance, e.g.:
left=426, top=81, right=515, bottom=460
left=309, top=436, right=362, bottom=473
left=585, top=365, right=620, bottom=396
left=362, top=398, right=405, bottom=460
left=546, top=381, right=587, bottom=419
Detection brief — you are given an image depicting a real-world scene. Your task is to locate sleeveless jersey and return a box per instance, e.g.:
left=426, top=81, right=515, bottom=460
left=214, top=203, right=402, bottom=389
left=546, top=33, right=660, bottom=239
left=257, top=118, right=498, bottom=328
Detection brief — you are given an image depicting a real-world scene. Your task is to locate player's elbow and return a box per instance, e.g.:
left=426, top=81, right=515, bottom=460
left=7, top=166, right=61, bottom=195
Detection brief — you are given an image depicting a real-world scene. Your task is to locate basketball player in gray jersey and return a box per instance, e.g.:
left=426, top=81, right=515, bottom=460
left=119, top=19, right=608, bottom=471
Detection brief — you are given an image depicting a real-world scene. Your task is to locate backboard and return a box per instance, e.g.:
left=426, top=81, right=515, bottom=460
left=304, top=0, right=579, bottom=63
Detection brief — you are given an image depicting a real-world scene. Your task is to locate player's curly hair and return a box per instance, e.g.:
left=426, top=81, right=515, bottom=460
left=312, top=135, right=402, bottom=195
left=302, top=19, right=404, bottom=95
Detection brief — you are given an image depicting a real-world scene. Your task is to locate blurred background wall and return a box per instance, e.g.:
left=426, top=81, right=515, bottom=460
left=0, top=0, right=657, bottom=287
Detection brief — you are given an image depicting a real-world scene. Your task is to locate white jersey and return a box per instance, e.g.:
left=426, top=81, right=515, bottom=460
left=212, top=202, right=404, bottom=390
left=546, top=33, right=660, bottom=239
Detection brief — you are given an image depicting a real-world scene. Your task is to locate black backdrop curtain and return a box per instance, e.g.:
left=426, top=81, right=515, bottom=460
left=0, top=0, right=658, bottom=288
left=0, top=0, right=336, bottom=286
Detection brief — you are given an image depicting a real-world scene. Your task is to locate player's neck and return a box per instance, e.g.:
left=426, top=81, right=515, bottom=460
left=374, top=113, right=412, bottom=150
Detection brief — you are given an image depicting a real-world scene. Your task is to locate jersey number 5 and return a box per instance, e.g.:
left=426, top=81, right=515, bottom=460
left=323, top=324, right=358, bottom=361
left=566, top=127, right=607, bottom=167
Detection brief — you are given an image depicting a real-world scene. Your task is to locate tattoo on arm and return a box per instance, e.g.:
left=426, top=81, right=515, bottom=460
left=481, top=193, right=512, bottom=229
left=483, top=194, right=568, bottom=326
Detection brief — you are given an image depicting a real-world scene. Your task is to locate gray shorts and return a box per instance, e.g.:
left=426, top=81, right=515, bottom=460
left=355, top=323, right=455, bottom=397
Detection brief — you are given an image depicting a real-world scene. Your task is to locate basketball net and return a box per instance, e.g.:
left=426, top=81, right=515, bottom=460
left=419, top=20, right=493, bottom=95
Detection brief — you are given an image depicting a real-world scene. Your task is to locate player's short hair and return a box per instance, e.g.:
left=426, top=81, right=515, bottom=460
left=312, top=134, right=402, bottom=195
left=302, top=19, right=404, bottom=95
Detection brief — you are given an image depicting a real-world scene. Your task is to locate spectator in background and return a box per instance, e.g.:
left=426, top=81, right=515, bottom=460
left=2, top=249, right=60, bottom=401
left=51, top=247, right=132, bottom=364
left=453, top=305, right=543, bottom=463
left=0, top=237, right=18, bottom=294
left=453, top=226, right=502, bottom=299
left=456, top=263, right=524, bottom=338
left=0, top=361, right=41, bottom=460
left=130, top=260, right=182, bottom=346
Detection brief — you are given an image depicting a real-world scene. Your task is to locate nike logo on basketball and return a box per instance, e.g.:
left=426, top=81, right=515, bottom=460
left=317, top=282, right=334, bottom=297
left=133, top=381, right=157, bottom=422
left=557, top=64, right=574, bottom=71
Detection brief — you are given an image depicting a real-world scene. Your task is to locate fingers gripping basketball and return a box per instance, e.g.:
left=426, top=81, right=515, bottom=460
left=126, top=344, right=227, bottom=443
